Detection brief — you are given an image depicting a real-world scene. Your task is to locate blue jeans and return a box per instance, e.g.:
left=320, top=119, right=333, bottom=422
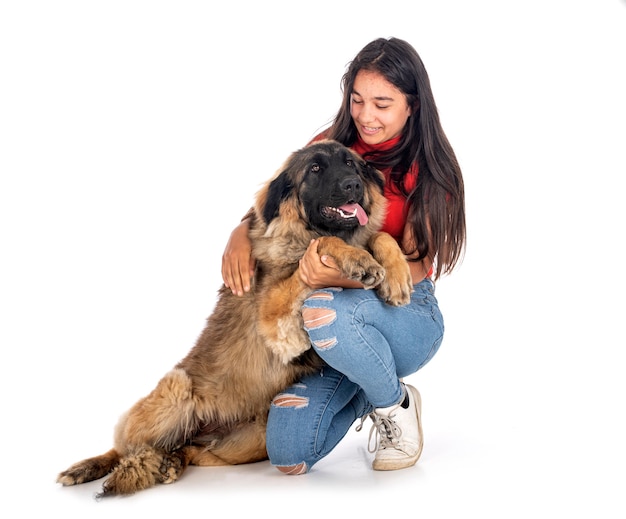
left=266, top=277, right=444, bottom=474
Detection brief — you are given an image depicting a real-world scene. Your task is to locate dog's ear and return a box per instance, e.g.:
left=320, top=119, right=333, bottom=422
left=262, top=171, right=294, bottom=224
left=359, top=160, right=385, bottom=193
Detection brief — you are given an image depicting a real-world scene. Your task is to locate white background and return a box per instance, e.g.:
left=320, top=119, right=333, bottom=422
left=1, top=1, right=625, bottom=517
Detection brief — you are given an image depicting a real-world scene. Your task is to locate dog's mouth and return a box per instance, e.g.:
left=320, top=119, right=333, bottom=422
left=321, top=203, right=368, bottom=226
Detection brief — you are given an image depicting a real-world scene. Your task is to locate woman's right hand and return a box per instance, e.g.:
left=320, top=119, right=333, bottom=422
left=298, top=239, right=363, bottom=290
left=221, top=219, right=255, bottom=296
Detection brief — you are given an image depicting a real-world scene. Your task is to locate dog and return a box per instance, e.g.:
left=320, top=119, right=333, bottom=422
left=56, top=139, right=413, bottom=497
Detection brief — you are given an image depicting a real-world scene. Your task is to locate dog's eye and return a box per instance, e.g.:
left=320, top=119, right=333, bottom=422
left=345, top=159, right=354, bottom=167
left=311, top=163, right=321, bottom=173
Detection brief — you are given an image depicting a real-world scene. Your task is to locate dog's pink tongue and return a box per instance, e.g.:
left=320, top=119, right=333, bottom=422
left=340, top=203, right=368, bottom=226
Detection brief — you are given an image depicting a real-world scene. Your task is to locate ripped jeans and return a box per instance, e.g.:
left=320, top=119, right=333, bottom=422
left=266, top=277, right=444, bottom=474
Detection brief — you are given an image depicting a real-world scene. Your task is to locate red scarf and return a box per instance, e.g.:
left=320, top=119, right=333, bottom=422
left=350, top=135, right=417, bottom=241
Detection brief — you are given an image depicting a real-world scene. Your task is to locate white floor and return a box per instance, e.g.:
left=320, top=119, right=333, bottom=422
left=13, top=268, right=626, bottom=518
left=2, top=1, right=626, bottom=517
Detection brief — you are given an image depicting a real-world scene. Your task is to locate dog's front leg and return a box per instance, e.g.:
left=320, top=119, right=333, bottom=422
left=368, top=232, right=412, bottom=306
left=258, top=273, right=311, bottom=363
left=316, top=236, right=385, bottom=288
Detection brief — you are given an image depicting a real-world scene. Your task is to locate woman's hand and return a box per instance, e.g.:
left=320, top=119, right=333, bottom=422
left=221, top=219, right=255, bottom=296
left=298, top=239, right=363, bottom=289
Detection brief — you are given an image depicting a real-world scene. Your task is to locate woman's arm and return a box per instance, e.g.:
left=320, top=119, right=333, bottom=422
left=402, top=220, right=434, bottom=284
left=221, top=216, right=256, bottom=296
left=406, top=257, right=432, bottom=285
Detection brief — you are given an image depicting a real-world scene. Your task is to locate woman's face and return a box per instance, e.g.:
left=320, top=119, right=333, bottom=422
left=350, top=69, right=412, bottom=145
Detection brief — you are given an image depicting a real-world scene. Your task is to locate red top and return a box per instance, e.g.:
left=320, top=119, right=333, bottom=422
left=310, top=132, right=418, bottom=242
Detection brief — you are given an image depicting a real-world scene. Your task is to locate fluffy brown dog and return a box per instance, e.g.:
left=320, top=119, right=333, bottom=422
left=56, top=139, right=412, bottom=497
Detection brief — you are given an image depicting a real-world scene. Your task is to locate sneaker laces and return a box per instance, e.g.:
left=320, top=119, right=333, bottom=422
left=356, top=411, right=402, bottom=453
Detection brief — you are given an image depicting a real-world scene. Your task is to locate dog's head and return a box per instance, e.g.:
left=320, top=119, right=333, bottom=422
left=258, top=140, right=386, bottom=241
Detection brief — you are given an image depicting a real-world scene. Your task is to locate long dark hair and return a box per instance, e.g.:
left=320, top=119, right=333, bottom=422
left=326, top=37, right=466, bottom=279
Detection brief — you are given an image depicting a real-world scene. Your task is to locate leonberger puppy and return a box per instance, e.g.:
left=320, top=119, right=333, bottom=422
left=57, top=139, right=412, bottom=497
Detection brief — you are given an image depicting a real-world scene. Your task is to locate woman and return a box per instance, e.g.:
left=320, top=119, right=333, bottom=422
left=222, top=37, right=465, bottom=474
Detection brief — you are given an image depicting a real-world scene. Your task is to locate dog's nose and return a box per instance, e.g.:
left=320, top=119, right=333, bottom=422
left=340, top=177, right=363, bottom=198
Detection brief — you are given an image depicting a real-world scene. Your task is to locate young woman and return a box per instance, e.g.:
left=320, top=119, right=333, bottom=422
left=221, top=37, right=465, bottom=474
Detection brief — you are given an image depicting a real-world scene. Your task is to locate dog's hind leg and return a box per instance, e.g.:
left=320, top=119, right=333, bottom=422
left=58, top=368, right=201, bottom=496
left=184, top=419, right=268, bottom=467
left=144, top=421, right=267, bottom=490
left=90, top=368, right=201, bottom=496
left=114, top=367, right=199, bottom=451
left=57, top=448, right=121, bottom=486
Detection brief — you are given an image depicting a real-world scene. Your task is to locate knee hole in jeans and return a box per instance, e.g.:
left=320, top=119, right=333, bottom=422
left=275, top=462, right=308, bottom=475
left=272, top=393, right=309, bottom=409
left=302, top=307, right=336, bottom=330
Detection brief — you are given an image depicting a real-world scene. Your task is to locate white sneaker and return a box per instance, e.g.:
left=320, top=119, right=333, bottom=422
left=367, top=384, right=423, bottom=471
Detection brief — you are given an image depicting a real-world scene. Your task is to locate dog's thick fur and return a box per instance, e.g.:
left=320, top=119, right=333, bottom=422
left=57, top=140, right=412, bottom=497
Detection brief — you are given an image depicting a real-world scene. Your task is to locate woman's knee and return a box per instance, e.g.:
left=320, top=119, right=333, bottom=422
left=266, top=390, right=314, bottom=474
left=302, top=288, right=354, bottom=353
left=272, top=461, right=309, bottom=475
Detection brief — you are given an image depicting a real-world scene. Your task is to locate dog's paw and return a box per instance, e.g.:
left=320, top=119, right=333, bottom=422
left=334, top=250, right=386, bottom=288
left=376, top=279, right=412, bottom=306
left=375, top=263, right=413, bottom=306
left=57, top=450, right=121, bottom=486
left=158, top=450, right=186, bottom=484
left=57, top=463, right=98, bottom=486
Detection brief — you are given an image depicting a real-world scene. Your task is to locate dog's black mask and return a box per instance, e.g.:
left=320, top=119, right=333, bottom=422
left=263, top=141, right=383, bottom=238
